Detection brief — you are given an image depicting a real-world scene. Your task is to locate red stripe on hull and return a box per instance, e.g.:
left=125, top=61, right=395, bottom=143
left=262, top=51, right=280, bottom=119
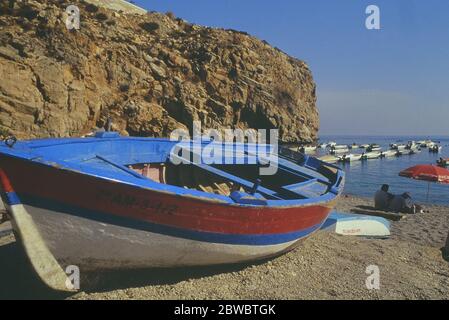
left=0, top=156, right=334, bottom=235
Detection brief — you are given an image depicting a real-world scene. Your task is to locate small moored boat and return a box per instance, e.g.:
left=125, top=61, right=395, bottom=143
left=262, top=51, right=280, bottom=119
left=318, top=155, right=340, bottom=164
left=0, top=134, right=344, bottom=291
left=429, top=145, right=442, bottom=153
left=338, top=154, right=363, bottom=162
left=396, top=149, right=412, bottom=156
left=361, top=152, right=381, bottom=160
left=380, top=150, right=397, bottom=158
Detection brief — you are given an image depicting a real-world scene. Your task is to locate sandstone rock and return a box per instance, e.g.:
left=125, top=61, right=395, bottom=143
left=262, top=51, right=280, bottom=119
left=0, top=0, right=318, bottom=143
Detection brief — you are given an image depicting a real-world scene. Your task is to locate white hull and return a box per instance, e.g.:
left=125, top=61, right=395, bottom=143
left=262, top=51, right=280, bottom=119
left=339, top=154, right=363, bottom=162
left=10, top=203, right=300, bottom=271
left=381, top=150, right=397, bottom=158
left=318, top=155, right=339, bottom=164
left=330, top=148, right=349, bottom=155
left=362, top=152, right=381, bottom=160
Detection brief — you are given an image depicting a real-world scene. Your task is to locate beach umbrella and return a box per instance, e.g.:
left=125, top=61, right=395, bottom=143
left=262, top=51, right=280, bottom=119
left=399, top=164, right=449, bottom=200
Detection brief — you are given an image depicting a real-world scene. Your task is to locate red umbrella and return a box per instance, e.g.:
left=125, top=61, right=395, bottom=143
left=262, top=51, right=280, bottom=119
left=399, top=164, right=449, bottom=200
left=399, top=165, right=449, bottom=183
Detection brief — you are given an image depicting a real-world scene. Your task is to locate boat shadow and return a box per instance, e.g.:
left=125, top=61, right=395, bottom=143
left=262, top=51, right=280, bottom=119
left=0, top=239, right=70, bottom=299
left=0, top=235, right=272, bottom=297
left=80, top=259, right=271, bottom=294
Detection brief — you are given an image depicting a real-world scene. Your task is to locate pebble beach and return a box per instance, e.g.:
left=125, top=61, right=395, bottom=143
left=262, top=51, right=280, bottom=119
left=1, top=195, right=448, bottom=300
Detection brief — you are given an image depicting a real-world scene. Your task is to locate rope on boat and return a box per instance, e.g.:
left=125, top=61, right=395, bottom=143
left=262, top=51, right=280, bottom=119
left=4, top=136, right=17, bottom=148
left=0, top=211, right=8, bottom=224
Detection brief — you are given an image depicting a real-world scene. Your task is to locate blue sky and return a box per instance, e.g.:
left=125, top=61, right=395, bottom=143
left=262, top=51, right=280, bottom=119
left=133, top=0, right=449, bottom=136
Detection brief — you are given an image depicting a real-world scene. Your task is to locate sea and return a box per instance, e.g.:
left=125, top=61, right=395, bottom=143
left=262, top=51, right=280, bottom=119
left=315, top=136, right=449, bottom=206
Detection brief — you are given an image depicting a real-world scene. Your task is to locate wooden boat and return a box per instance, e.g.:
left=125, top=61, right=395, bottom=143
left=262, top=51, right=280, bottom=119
left=321, top=212, right=390, bottom=238
left=0, top=133, right=344, bottom=291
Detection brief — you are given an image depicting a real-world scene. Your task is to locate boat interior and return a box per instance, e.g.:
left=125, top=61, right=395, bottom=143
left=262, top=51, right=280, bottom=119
left=6, top=135, right=344, bottom=203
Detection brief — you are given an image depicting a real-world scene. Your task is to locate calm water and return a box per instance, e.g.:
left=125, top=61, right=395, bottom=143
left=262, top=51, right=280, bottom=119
left=317, top=136, right=449, bottom=206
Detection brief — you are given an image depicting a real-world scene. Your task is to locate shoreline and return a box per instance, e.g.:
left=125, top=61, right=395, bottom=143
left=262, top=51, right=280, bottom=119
left=1, top=195, right=448, bottom=299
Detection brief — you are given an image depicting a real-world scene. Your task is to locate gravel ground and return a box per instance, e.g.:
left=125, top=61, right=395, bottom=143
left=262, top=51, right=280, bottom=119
left=1, top=195, right=448, bottom=300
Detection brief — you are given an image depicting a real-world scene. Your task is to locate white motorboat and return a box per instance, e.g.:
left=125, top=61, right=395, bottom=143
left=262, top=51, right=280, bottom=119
left=380, top=150, right=396, bottom=158
left=397, top=149, right=412, bottom=156
left=318, top=155, right=340, bottom=164
left=429, top=145, right=442, bottom=153
left=361, top=152, right=381, bottom=160
left=367, top=145, right=382, bottom=152
left=390, top=143, right=406, bottom=151
left=333, top=144, right=349, bottom=150
left=339, top=154, right=363, bottom=162
left=330, top=147, right=350, bottom=155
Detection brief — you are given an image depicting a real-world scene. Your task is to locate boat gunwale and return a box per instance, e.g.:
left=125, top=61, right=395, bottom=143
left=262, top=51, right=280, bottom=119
left=0, top=137, right=344, bottom=209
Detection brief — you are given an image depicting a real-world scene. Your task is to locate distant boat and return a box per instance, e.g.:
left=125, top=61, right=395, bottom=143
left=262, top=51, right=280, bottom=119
left=338, top=154, right=363, bottom=162
left=332, top=144, right=349, bottom=150
left=418, top=140, right=433, bottom=148
left=437, top=158, right=448, bottom=167
left=390, top=143, right=406, bottom=151
left=367, top=144, right=382, bottom=152
left=380, top=150, right=396, bottom=158
left=329, top=147, right=349, bottom=155
left=0, top=133, right=345, bottom=291
left=299, top=146, right=317, bottom=153
left=429, top=145, right=442, bottom=153
left=406, top=141, right=420, bottom=150
left=361, top=152, right=381, bottom=160
left=318, top=155, right=340, bottom=164
left=396, top=149, right=412, bottom=156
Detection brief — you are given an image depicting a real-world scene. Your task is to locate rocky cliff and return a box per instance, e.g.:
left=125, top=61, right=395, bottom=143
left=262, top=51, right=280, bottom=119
left=0, top=0, right=319, bottom=143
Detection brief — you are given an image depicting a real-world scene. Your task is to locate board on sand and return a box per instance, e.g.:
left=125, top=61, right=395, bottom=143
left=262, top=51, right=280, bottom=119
left=350, top=206, right=406, bottom=221
left=321, top=212, right=390, bottom=238
left=444, top=230, right=449, bottom=261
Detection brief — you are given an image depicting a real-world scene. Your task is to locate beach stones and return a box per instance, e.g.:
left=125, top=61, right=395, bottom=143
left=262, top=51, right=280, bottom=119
left=444, top=230, right=449, bottom=261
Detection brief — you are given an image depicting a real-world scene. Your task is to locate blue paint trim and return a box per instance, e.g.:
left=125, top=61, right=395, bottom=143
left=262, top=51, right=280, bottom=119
left=12, top=193, right=322, bottom=246
left=5, top=192, right=20, bottom=205
left=0, top=136, right=344, bottom=208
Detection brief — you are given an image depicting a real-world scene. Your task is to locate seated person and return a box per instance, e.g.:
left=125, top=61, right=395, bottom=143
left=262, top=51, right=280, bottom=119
left=389, top=192, right=421, bottom=214
left=437, top=157, right=447, bottom=167
left=374, top=184, right=393, bottom=210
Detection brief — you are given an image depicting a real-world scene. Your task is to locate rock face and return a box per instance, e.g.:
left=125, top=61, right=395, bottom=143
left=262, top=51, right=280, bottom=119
left=0, top=0, right=319, bottom=143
